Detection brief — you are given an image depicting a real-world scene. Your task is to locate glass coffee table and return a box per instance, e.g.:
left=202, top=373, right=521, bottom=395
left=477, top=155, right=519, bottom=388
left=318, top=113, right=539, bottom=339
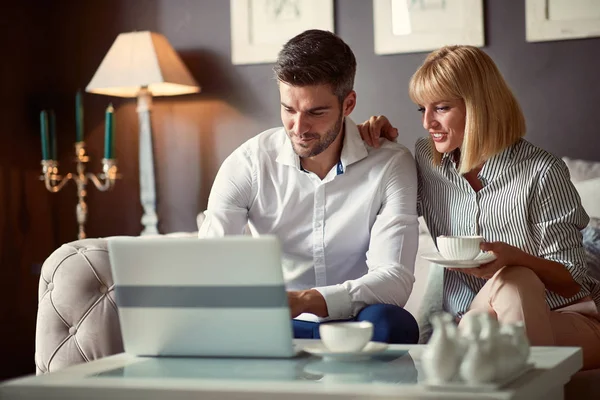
left=1, top=340, right=582, bottom=400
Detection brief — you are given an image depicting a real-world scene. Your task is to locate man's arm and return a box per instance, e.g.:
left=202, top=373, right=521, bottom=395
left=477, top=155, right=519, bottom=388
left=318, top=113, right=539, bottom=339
left=198, top=147, right=255, bottom=237
left=311, top=149, right=420, bottom=320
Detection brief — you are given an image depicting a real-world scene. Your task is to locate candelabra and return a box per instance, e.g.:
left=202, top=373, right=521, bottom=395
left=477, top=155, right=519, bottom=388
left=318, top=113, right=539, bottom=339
left=40, top=142, right=119, bottom=239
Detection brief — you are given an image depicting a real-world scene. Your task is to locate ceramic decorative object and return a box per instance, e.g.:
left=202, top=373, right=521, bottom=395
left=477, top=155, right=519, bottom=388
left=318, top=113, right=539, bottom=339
left=421, top=313, right=461, bottom=383
left=512, top=322, right=531, bottom=365
left=501, top=322, right=531, bottom=370
left=460, top=335, right=496, bottom=384
left=459, top=312, right=481, bottom=339
left=422, top=312, right=532, bottom=387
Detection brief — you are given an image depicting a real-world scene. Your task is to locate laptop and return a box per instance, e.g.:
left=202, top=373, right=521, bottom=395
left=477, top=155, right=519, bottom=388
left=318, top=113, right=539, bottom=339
left=107, top=235, right=297, bottom=358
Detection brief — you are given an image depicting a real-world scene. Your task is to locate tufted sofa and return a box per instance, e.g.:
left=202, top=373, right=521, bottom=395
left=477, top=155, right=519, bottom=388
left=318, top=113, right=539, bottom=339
left=34, top=230, right=600, bottom=398
left=34, top=157, right=600, bottom=398
left=34, top=226, right=437, bottom=374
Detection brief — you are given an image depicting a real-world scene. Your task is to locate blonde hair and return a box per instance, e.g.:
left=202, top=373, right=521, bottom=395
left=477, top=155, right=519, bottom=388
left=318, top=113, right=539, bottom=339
left=408, top=45, right=526, bottom=174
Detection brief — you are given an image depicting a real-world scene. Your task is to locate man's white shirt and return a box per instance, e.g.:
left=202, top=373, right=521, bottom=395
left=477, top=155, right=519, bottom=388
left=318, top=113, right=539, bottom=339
left=199, top=118, right=419, bottom=321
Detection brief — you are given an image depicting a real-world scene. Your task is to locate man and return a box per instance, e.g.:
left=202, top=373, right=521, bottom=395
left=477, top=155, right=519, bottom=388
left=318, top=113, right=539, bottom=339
left=199, top=29, right=419, bottom=343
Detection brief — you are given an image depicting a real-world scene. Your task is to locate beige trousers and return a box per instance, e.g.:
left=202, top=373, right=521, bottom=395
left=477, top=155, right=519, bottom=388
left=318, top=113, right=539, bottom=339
left=459, top=266, right=600, bottom=370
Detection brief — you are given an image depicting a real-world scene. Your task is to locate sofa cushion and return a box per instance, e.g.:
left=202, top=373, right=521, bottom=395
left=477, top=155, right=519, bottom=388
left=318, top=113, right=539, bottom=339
left=563, top=157, right=600, bottom=219
left=574, top=178, right=600, bottom=219
left=563, top=157, right=600, bottom=183
left=583, top=219, right=600, bottom=282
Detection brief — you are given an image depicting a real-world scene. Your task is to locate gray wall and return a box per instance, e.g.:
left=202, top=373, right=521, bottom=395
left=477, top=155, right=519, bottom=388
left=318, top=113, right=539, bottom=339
left=40, top=0, right=600, bottom=236
left=148, top=0, right=600, bottom=233
left=344, top=0, right=600, bottom=161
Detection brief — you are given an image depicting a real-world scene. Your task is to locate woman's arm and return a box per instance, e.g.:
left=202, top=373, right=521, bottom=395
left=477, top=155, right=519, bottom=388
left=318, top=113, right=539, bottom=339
left=462, top=241, right=580, bottom=298
left=517, top=250, right=580, bottom=298
left=455, top=158, right=589, bottom=299
left=528, top=158, right=590, bottom=296
left=357, top=116, right=398, bottom=147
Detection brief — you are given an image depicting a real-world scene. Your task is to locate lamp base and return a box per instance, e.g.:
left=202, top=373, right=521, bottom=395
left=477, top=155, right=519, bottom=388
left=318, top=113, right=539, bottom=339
left=137, top=87, right=159, bottom=236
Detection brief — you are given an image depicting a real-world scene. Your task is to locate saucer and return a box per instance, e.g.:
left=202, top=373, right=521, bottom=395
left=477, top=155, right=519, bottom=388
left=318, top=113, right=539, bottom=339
left=303, top=341, right=389, bottom=361
left=421, top=252, right=496, bottom=268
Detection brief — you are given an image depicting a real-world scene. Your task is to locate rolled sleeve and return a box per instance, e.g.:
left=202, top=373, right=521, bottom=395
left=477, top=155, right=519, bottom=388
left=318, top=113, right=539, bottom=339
left=530, top=159, right=590, bottom=286
left=313, top=284, right=354, bottom=320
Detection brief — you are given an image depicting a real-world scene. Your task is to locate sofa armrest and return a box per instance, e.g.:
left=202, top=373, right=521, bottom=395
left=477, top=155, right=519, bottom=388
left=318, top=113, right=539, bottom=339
left=35, top=238, right=125, bottom=374
left=405, top=229, right=444, bottom=344
left=35, top=231, right=200, bottom=374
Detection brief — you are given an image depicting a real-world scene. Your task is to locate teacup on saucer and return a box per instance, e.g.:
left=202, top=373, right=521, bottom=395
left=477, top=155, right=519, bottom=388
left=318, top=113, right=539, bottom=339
left=437, top=236, right=484, bottom=261
left=319, top=321, right=373, bottom=353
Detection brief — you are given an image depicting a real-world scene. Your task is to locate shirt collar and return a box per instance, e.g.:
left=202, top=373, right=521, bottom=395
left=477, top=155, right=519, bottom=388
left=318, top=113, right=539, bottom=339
left=478, top=139, right=521, bottom=183
left=439, top=140, right=521, bottom=183
left=276, top=117, right=368, bottom=171
left=440, top=147, right=459, bottom=169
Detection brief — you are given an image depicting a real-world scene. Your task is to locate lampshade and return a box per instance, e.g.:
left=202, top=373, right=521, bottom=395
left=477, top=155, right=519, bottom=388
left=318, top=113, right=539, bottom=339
left=86, top=31, right=200, bottom=98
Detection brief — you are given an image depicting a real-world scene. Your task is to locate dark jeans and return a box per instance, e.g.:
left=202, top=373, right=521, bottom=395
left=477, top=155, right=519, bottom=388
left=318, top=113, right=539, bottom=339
left=292, top=304, right=419, bottom=344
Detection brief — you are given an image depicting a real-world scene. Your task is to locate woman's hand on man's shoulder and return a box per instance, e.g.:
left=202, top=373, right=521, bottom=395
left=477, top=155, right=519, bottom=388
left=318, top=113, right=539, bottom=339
left=357, top=115, right=398, bottom=148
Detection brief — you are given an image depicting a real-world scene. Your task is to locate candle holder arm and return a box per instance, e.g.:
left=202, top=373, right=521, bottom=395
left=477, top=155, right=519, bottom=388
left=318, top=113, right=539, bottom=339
left=87, top=159, right=120, bottom=192
left=40, top=160, right=74, bottom=193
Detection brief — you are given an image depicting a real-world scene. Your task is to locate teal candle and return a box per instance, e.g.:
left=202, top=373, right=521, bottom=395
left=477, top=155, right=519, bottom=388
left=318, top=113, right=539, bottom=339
left=49, top=110, right=57, bottom=160
left=75, top=90, right=84, bottom=142
left=104, top=104, right=115, bottom=159
left=40, top=110, right=49, bottom=160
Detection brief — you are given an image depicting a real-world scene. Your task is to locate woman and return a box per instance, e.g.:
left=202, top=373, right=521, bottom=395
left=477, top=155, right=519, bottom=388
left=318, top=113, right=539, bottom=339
left=360, top=45, right=600, bottom=369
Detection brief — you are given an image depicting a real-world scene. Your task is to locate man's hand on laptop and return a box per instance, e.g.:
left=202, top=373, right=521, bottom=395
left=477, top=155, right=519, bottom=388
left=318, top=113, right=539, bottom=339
left=287, top=289, right=328, bottom=318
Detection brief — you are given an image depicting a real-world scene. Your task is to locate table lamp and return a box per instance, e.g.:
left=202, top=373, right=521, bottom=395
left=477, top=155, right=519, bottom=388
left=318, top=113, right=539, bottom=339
left=86, top=31, right=200, bottom=235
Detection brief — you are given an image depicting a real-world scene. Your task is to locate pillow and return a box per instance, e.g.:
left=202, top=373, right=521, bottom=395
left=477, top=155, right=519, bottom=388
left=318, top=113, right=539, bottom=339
left=563, top=157, right=600, bottom=183
left=573, top=178, right=600, bottom=219
left=582, top=219, right=600, bottom=282
left=418, top=216, right=430, bottom=235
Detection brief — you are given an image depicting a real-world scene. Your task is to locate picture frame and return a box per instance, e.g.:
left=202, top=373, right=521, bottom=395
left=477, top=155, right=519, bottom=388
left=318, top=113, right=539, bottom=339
left=230, top=0, right=334, bottom=65
left=526, top=0, right=600, bottom=42
left=373, top=0, right=485, bottom=55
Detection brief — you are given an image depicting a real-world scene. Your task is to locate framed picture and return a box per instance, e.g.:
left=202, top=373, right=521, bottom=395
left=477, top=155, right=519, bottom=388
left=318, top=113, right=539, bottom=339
left=230, top=0, right=334, bottom=65
left=526, top=0, right=600, bottom=42
left=373, top=0, right=484, bottom=55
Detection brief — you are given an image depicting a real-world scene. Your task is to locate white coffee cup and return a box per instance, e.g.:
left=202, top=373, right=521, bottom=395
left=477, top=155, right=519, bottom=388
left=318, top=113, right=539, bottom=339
left=437, top=235, right=484, bottom=261
left=319, top=321, right=373, bottom=353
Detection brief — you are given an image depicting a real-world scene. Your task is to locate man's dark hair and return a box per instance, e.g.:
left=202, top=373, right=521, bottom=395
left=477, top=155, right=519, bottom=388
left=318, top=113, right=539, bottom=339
left=273, top=29, right=357, bottom=103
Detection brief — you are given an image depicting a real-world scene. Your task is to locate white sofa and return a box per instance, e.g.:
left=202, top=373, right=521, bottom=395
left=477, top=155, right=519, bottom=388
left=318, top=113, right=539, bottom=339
left=33, top=219, right=437, bottom=375
left=34, top=157, right=600, bottom=399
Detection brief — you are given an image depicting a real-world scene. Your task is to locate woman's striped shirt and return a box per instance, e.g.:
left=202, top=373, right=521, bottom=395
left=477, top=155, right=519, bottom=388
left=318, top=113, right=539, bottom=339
left=415, top=137, right=600, bottom=317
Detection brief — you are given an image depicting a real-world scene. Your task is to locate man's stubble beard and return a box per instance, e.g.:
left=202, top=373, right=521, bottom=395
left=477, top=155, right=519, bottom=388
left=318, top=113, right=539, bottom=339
left=291, top=111, right=344, bottom=158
